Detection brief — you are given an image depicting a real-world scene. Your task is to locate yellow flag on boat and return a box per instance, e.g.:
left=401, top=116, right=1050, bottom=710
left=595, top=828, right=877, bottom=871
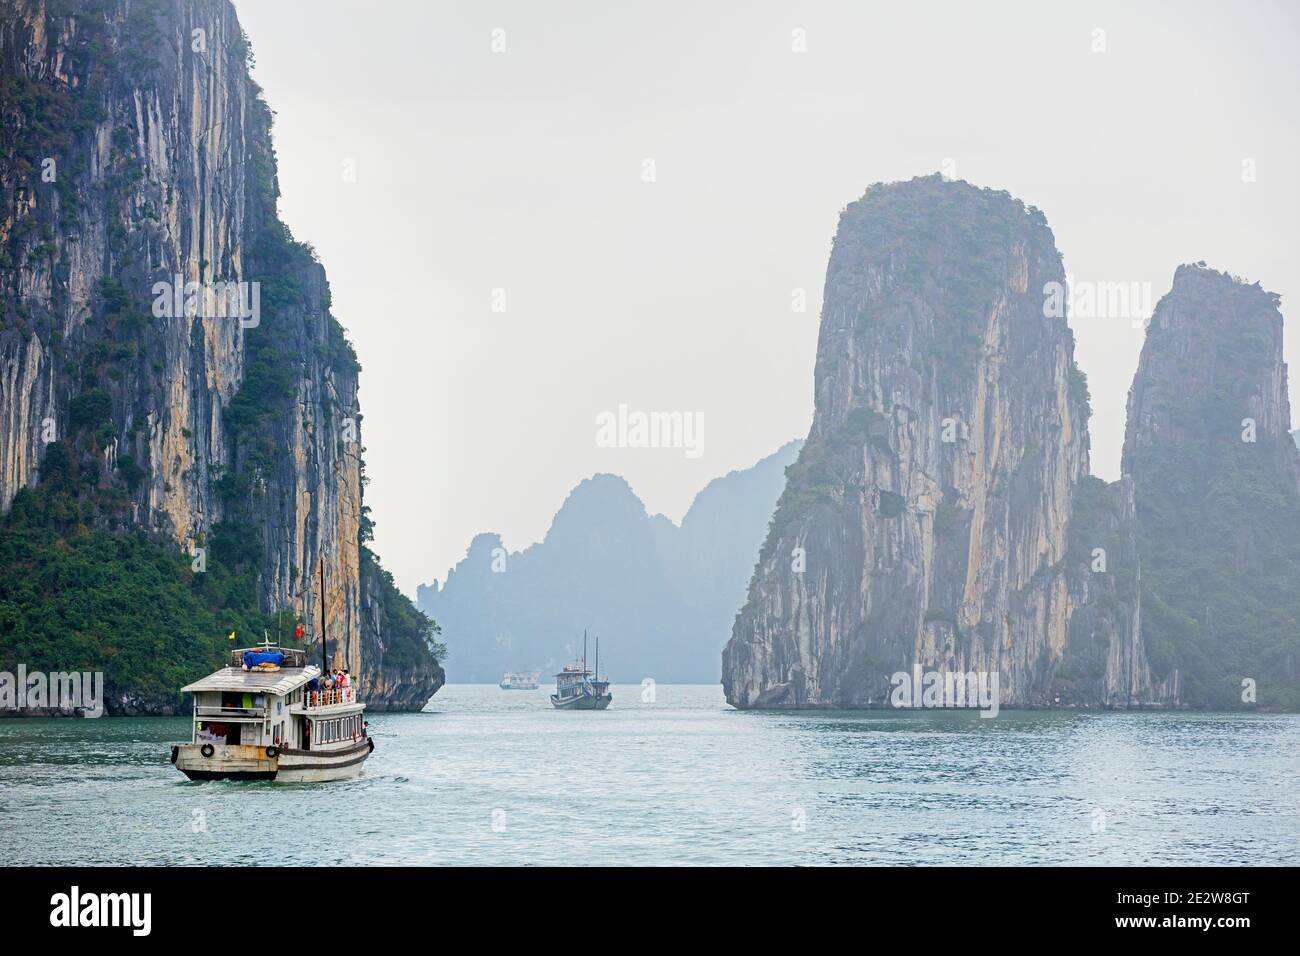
left=228, top=630, right=236, bottom=641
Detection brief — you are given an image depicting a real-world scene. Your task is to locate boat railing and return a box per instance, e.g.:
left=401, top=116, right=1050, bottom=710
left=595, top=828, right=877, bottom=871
left=305, top=687, right=356, bottom=708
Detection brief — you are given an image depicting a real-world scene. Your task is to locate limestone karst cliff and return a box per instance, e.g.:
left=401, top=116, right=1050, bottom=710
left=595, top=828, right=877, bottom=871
left=1123, top=264, right=1300, bottom=708
left=722, top=176, right=1153, bottom=709
left=0, top=0, right=442, bottom=710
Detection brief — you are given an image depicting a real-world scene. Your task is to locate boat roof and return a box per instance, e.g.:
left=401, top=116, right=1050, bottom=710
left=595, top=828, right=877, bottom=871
left=182, top=664, right=320, bottom=696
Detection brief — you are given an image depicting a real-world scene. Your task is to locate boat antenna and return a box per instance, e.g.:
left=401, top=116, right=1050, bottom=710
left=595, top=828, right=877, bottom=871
left=319, top=561, right=328, bottom=675
left=583, top=629, right=588, bottom=673
left=595, top=635, right=599, bottom=684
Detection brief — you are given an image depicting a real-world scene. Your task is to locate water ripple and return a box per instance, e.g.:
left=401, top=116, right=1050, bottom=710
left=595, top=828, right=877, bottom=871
left=1, top=685, right=1296, bottom=865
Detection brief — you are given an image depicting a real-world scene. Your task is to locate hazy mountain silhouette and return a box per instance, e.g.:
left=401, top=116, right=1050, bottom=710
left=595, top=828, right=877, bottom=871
left=417, top=441, right=802, bottom=682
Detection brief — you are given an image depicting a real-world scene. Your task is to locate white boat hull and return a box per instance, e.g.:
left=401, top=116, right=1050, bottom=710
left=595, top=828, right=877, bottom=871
left=273, top=741, right=372, bottom=783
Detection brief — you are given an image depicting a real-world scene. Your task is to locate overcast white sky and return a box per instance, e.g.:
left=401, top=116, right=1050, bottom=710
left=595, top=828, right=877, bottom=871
left=233, top=0, right=1300, bottom=597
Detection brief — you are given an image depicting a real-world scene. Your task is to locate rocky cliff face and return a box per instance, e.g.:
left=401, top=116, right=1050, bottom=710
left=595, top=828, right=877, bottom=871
left=0, top=0, right=441, bottom=708
left=1122, top=264, right=1300, bottom=707
left=723, top=176, right=1153, bottom=709
left=359, top=548, right=446, bottom=710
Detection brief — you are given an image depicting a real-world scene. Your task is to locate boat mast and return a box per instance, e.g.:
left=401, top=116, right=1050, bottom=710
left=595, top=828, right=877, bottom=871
left=319, top=561, right=328, bottom=675
left=583, top=629, right=587, bottom=673
left=595, top=636, right=599, bottom=684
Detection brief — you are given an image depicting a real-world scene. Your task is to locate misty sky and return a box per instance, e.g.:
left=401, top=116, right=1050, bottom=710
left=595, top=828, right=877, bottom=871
left=232, top=0, right=1300, bottom=596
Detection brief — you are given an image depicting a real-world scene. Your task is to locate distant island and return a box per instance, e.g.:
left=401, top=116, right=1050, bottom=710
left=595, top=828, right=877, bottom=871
left=418, top=442, right=800, bottom=683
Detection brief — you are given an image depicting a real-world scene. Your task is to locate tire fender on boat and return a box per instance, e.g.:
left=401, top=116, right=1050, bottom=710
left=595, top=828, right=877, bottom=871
left=368, top=737, right=375, bottom=753
left=265, top=746, right=279, bottom=758
left=200, top=743, right=215, bottom=758
left=170, top=746, right=179, bottom=764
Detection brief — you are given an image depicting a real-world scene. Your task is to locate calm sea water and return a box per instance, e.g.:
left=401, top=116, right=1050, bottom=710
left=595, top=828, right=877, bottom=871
left=1, top=684, right=1297, bottom=866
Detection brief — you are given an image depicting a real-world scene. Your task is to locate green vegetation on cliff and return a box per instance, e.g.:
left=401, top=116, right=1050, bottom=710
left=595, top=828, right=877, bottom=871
left=1128, top=266, right=1300, bottom=710
left=0, top=0, right=439, bottom=712
left=1136, top=434, right=1300, bottom=709
left=0, top=450, right=299, bottom=711
left=363, top=546, right=446, bottom=671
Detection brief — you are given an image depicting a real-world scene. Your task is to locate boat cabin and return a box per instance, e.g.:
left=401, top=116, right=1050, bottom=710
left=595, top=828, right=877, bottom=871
left=181, top=648, right=363, bottom=752
left=553, top=663, right=595, bottom=702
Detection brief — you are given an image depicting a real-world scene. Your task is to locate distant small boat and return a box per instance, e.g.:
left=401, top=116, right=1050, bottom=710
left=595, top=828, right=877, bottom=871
left=550, top=632, right=611, bottom=710
left=499, top=671, right=540, bottom=690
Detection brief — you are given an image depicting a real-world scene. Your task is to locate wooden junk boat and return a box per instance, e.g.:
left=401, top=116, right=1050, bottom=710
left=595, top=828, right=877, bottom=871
left=550, top=632, right=612, bottom=710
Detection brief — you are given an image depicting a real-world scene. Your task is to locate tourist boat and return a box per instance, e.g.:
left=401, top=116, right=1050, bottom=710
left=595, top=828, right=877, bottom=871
left=170, top=565, right=371, bottom=782
left=499, top=671, right=541, bottom=690
left=170, top=645, right=370, bottom=782
left=550, top=633, right=612, bottom=710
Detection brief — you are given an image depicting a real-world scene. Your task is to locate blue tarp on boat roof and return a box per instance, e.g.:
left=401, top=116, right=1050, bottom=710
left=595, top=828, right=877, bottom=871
left=242, top=650, right=285, bottom=669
